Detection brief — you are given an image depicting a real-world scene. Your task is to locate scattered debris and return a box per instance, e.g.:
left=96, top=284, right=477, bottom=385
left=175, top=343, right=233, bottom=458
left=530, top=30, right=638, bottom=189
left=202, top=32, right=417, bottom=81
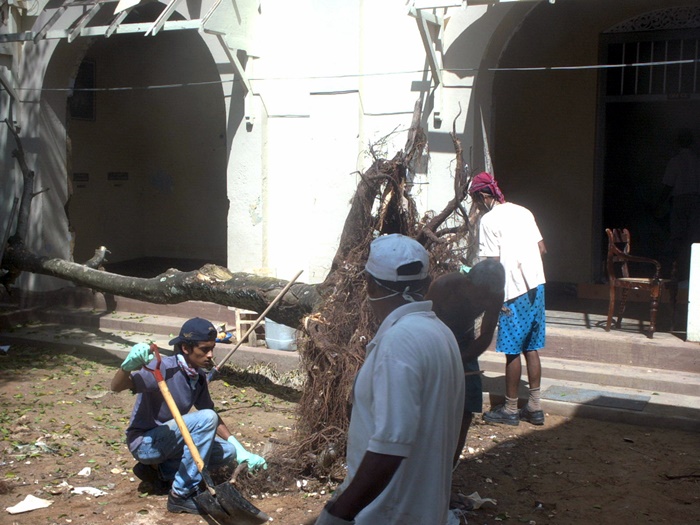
left=6, top=494, right=53, bottom=514
left=71, top=486, right=107, bottom=497
left=462, top=491, right=497, bottom=510
left=85, top=391, right=110, bottom=400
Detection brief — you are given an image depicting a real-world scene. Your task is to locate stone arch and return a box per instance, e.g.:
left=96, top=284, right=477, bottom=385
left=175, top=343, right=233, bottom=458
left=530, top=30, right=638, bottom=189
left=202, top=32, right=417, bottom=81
left=38, top=2, right=229, bottom=276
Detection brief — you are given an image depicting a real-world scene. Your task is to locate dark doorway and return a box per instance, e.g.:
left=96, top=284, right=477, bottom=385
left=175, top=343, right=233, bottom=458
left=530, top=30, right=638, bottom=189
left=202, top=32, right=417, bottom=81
left=602, top=100, right=700, bottom=265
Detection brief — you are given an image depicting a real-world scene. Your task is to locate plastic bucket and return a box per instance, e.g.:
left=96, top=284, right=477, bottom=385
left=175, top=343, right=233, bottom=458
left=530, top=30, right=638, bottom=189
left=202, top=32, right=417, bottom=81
left=264, top=318, right=298, bottom=351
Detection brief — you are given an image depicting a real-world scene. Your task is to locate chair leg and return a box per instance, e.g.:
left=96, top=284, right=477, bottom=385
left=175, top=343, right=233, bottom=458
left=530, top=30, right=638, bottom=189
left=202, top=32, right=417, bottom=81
left=616, top=288, right=628, bottom=328
left=606, top=285, right=615, bottom=331
left=648, top=287, right=660, bottom=339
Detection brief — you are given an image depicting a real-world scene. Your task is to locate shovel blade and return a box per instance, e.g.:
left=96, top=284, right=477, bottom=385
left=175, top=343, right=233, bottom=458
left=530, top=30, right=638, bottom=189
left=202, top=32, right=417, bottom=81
left=216, top=482, right=270, bottom=524
left=195, top=491, right=239, bottom=524
left=195, top=484, right=269, bottom=525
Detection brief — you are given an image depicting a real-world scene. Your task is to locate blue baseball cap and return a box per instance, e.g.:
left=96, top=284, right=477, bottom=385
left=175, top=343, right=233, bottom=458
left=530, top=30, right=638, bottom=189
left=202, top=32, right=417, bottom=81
left=168, top=317, right=217, bottom=346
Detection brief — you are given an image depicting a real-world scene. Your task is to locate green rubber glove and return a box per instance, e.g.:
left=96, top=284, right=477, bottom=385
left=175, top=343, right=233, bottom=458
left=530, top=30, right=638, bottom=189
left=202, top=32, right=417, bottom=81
left=459, top=264, right=472, bottom=274
left=227, top=435, right=267, bottom=470
left=121, top=343, right=154, bottom=372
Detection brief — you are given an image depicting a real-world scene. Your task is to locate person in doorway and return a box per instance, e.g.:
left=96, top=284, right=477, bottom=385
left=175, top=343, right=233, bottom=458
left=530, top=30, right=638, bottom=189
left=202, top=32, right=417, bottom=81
left=658, top=129, right=700, bottom=281
left=468, top=172, right=547, bottom=427
left=316, top=234, right=464, bottom=525
left=426, top=259, right=505, bottom=512
left=110, top=317, right=267, bottom=515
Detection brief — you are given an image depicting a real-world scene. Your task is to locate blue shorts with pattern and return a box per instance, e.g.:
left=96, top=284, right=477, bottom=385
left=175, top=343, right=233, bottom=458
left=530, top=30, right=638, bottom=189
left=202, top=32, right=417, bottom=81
left=496, top=284, right=546, bottom=355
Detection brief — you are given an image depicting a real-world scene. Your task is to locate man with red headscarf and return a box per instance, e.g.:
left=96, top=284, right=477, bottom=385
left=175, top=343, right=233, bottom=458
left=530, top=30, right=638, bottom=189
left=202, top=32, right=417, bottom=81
left=468, top=172, right=547, bottom=427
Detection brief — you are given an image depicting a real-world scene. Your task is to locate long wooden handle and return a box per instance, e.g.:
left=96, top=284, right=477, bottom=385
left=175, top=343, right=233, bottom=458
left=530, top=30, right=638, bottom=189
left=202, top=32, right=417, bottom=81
left=157, top=380, right=206, bottom=473
left=215, top=269, right=304, bottom=370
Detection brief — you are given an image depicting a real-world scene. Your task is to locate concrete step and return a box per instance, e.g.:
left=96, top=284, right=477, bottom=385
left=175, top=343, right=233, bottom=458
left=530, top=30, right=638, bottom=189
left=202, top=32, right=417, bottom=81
left=2, top=303, right=699, bottom=396
left=1, top=319, right=697, bottom=433
left=2, top=298, right=699, bottom=433
left=476, top=352, right=700, bottom=397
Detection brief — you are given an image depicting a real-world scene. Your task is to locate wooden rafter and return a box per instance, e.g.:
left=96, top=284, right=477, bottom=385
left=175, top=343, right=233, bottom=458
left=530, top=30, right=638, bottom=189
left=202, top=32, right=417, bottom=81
left=410, top=7, right=443, bottom=86
left=144, top=0, right=184, bottom=37
left=68, top=1, right=105, bottom=43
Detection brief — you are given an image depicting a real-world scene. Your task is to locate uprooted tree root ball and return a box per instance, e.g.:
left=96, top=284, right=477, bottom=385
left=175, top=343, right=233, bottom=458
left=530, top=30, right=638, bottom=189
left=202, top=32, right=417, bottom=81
left=245, top=114, right=477, bottom=492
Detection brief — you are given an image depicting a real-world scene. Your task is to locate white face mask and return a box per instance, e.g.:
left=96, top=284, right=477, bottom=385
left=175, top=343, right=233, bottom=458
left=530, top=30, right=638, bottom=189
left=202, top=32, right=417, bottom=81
left=368, top=278, right=421, bottom=303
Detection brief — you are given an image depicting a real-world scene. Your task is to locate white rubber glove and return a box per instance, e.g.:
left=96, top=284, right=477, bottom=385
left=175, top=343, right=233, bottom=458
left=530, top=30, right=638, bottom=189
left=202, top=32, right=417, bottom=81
left=227, top=435, right=267, bottom=470
left=120, top=343, right=154, bottom=372
left=315, top=507, right=355, bottom=525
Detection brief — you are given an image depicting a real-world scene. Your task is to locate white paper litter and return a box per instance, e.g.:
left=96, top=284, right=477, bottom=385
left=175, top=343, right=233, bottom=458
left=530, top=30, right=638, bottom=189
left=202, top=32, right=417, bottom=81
left=464, top=491, right=497, bottom=509
left=77, top=467, right=92, bottom=477
left=71, top=486, right=107, bottom=497
left=6, top=494, right=53, bottom=514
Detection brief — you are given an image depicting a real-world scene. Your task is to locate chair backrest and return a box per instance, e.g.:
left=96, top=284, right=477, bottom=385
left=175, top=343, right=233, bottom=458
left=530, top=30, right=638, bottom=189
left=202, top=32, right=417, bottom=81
left=605, top=228, right=632, bottom=280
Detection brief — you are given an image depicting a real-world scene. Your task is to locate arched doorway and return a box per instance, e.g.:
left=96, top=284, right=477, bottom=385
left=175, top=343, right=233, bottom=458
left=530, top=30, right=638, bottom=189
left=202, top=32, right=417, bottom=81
left=489, top=1, right=698, bottom=284
left=49, top=3, right=228, bottom=277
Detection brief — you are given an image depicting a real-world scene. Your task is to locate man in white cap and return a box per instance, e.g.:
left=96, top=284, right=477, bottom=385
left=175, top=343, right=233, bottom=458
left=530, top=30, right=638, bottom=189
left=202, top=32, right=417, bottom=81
left=316, top=234, right=465, bottom=525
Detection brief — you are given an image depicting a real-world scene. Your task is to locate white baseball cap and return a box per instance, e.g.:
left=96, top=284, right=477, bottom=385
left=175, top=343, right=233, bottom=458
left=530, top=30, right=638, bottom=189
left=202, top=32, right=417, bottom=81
left=365, top=234, right=430, bottom=282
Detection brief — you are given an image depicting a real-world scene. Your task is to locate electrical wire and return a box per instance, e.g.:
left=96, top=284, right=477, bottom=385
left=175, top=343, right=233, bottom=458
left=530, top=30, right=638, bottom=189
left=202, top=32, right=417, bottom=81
left=7, top=58, right=700, bottom=93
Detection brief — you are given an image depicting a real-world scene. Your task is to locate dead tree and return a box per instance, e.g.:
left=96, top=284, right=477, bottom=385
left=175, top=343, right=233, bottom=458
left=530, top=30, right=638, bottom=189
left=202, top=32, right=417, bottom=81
left=2, top=99, right=481, bottom=485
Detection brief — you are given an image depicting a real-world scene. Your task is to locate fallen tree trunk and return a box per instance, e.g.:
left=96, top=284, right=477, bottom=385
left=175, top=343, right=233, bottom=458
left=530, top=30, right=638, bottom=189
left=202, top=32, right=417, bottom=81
left=2, top=241, right=320, bottom=327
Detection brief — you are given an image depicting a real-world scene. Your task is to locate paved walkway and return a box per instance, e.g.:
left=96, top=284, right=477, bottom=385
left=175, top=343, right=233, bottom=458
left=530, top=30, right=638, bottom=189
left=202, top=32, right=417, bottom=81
left=1, top=300, right=698, bottom=433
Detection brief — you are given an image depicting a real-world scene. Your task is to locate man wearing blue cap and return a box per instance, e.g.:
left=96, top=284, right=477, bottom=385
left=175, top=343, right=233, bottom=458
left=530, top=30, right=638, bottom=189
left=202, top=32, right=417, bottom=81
left=316, top=234, right=465, bottom=525
left=110, top=317, right=266, bottom=515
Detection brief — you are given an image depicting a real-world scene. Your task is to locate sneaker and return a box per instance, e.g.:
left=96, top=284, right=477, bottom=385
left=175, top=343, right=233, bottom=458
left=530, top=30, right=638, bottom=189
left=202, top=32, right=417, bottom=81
left=167, top=490, right=204, bottom=515
left=483, top=405, right=520, bottom=426
left=132, top=462, right=159, bottom=483
left=132, top=463, right=171, bottom=494
left=519, top=405, right=545, bottom=425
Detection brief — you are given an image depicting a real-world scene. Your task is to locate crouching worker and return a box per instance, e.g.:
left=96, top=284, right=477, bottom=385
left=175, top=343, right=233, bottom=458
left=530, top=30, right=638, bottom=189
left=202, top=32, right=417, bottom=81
left=110, top=317, right=267, bottom=515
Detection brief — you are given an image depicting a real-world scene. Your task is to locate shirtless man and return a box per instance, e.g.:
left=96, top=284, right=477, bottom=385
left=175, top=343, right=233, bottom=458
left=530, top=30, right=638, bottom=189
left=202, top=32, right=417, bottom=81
left=426, top=259, right=505, bottom=467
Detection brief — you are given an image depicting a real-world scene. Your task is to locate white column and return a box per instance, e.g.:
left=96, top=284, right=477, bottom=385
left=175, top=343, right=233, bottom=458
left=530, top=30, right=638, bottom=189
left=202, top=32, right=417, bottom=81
left=688, top=243, right=700, bottom=342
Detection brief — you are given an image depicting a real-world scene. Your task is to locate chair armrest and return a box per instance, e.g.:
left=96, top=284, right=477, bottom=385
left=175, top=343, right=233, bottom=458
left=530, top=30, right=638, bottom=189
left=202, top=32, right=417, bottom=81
left=613, top=253, right=662, bottom=279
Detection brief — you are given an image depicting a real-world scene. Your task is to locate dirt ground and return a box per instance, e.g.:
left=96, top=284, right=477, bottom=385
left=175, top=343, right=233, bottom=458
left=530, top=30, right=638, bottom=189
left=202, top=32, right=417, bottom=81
left=0, top=344, right=698, bottom=525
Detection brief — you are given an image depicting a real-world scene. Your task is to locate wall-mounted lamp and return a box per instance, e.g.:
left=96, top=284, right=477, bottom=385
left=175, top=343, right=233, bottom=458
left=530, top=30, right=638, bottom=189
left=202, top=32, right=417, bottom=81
left=245, top=116, right=255, bottom=132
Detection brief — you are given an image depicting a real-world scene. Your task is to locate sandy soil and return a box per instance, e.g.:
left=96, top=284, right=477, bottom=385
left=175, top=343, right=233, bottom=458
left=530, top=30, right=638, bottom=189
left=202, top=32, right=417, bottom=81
left=0, top=344, right=698, bottom=525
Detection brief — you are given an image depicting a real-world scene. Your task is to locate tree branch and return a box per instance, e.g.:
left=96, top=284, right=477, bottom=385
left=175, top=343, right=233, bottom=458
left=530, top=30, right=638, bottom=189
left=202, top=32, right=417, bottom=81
left=1, top=243, right=320, bottom=326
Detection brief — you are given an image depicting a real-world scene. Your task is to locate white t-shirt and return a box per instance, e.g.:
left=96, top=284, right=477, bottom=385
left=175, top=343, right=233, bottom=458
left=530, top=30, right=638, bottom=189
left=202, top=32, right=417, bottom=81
left=478, top=202, right=545, bottom=301
left=341, top=301, right=464, bottom=525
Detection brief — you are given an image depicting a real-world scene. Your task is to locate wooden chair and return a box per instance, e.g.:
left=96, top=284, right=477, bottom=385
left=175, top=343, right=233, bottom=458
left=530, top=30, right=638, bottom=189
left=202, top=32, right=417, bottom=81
left=605, top=228, right=677, bottom=338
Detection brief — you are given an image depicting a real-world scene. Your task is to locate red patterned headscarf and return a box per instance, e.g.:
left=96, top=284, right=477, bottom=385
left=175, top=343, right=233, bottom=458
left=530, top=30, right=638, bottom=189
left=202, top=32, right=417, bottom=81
left=468, top=172, right=505, bottom=203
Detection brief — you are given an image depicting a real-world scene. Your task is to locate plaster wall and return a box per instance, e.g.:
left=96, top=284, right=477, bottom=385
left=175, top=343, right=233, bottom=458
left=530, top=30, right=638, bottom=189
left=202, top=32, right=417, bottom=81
left=12, top=37, right=72, bottom=291
left=225, top=82, right=265, bottom=275
left=251, top=0, right=488, bottom=283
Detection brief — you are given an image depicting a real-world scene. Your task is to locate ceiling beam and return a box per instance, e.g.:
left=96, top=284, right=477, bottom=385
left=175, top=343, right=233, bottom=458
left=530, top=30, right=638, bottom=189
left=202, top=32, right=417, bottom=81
left=410, top=7, right=443, bottom=86
left=68, top=2, right=105, bottom=43
left=105, top=9, right=131, bottom=37
left=33, top=5, right=69, bottom=43
left=210, top=32, right=252, bottom=95
left=144, top=0, right=184, bottom=37
left=0, top=19, right=201, bottom=42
